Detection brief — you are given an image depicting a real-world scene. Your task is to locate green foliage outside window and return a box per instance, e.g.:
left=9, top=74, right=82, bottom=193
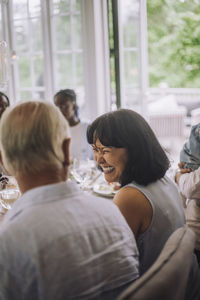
left=147, top=0, right=200, bottom=88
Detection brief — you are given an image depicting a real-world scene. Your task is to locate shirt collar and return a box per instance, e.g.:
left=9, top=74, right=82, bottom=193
left=2, top=180, right=80, bottom=225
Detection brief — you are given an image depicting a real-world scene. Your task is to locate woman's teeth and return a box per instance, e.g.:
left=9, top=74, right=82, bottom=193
left=102, top=166, right=114, bottom=174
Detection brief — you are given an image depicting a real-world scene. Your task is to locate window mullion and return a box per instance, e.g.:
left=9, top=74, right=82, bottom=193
left=41, top=0, right=55, bottom=102
left=139, top=0, right=149, bottom=115
left=4, top=0, right=19, bottom=103
left=81, top=0, right=111, bottom=120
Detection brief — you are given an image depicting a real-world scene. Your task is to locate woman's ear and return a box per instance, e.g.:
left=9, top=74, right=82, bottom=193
left=62, top=138, right=71, bottom=167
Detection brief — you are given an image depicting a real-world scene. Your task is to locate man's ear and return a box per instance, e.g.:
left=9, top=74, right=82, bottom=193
left=62, top=138, right=71, bottom=167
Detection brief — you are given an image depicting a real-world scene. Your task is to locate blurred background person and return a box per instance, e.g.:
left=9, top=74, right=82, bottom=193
left=180, top=123, right=200, bottom=171
left=175, top=123, right=200, bottom=264
left=0, top=92, right=10, bottom=119
left=54, top=89, right=93, bottom=160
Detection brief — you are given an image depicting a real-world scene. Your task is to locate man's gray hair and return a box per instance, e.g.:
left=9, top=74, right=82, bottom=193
left=0, top=101, right=71, bottom=176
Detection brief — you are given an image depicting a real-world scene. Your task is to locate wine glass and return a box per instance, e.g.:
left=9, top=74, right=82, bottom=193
left=0, top=188, right=20, bottom=211
left=70, top=158, right=97, bottom=189
left=0, top=176, right=20, bottom=212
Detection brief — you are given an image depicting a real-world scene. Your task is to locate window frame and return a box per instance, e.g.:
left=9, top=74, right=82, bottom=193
left=2, top=0, right=111, bottom=120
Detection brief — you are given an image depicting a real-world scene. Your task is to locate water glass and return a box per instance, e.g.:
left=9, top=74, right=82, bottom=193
left=0, top=188, right=20, bottom=211
left=70, top=159, right=97, bottom=189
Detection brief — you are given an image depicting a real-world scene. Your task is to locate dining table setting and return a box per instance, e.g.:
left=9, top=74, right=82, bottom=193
left=0, top=159, right=119, bottom=224
left=69, top=158, right=120, bottom=198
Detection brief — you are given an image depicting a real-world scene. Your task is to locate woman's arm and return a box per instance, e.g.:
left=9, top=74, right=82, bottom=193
left=113, top=186, right=152, bottom=237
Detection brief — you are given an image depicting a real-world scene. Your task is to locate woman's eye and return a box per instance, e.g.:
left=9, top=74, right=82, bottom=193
left=103, top=150, right=110, bottom=154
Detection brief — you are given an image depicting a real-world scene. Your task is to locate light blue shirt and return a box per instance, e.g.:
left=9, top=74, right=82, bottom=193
left=0, top=181, right=139, bottom=300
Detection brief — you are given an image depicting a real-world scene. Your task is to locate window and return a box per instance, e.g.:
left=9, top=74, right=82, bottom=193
left=119, top=0, right=141, bottom=109
left=11, top=0, right=44, bottom=100
left=50, top=0, right=84, bottom=103
left=2, top=0, right=111, bottom=119
left=3, top=0, right=85, bottom=110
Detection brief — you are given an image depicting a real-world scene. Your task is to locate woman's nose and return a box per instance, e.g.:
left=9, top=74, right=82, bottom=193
left=95, top=152, right=105, bottom=164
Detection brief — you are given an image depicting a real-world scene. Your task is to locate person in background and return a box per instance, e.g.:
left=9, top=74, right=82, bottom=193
left=87, top=109, right=200, bottom=300
left=175, top=123, right=200, bottom=264
left=0, top=101, right=139, bottom=300
left=0, top=91, right=9, bottom=119
left=180, top=123, right=200, bottom=171
left=54, top=89, right=93, bottom=160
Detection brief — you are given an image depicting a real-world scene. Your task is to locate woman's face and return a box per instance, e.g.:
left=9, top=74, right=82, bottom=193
left=61, top=100, right=75, bottom=121
left=92, top=138, right=128, bottom=183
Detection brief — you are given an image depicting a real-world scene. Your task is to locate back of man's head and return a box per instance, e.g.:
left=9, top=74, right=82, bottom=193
left=0, top=101, right=71, bottom=176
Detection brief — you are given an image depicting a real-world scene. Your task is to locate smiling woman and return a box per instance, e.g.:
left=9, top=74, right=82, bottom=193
left=87, top=108, right=170, bottom=187
left=92, top=140, right=128, bottom=183
left=87, top=108, right=186, bottom=277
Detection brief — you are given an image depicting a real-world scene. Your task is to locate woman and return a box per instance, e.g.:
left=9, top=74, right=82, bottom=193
left=87, top=109, right=185, bottom=275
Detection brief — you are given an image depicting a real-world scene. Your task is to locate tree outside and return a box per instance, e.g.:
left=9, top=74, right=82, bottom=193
left=147, top=0, right=200, bottom=88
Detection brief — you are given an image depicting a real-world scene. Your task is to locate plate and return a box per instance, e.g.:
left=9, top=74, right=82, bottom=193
left=93, top=183, right=117, bottom=198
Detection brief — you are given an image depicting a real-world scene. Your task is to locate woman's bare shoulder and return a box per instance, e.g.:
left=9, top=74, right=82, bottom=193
left=113, top=186, right=153, bottom=236
left=113, top=186, right=147, bottom=207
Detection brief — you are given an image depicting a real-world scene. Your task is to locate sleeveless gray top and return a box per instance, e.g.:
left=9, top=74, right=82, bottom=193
left=126, top=175, right=185, bottom=275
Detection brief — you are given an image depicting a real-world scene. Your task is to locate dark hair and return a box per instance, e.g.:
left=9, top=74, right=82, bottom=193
left=87, top=109, right=170, bottom=186
left=0, top=92, right=10, bottom=106
left=54, top=89, right=76, bottom=104
left=54, top=89, right=79, bottom=118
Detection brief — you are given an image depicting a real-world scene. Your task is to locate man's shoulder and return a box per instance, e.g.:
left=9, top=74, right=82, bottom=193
left=80, top=193, right=132, bottom=228
left=78, top=192, right=117, bottom=212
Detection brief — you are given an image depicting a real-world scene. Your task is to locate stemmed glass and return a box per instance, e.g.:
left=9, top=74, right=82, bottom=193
left=0, top=188, right=20, bottom=210
left=70, top=158, right=98, bottom=189
left=0, top=176, right=20, bottom=212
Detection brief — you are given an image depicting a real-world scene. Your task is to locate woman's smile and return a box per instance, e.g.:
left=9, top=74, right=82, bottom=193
left=101, top=166, right=115, bottom=174
left=93, top=138, right=128, bottom=183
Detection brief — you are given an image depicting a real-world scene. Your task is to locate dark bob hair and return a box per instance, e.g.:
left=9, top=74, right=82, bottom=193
left=87, top=109, right=170, bottom=186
